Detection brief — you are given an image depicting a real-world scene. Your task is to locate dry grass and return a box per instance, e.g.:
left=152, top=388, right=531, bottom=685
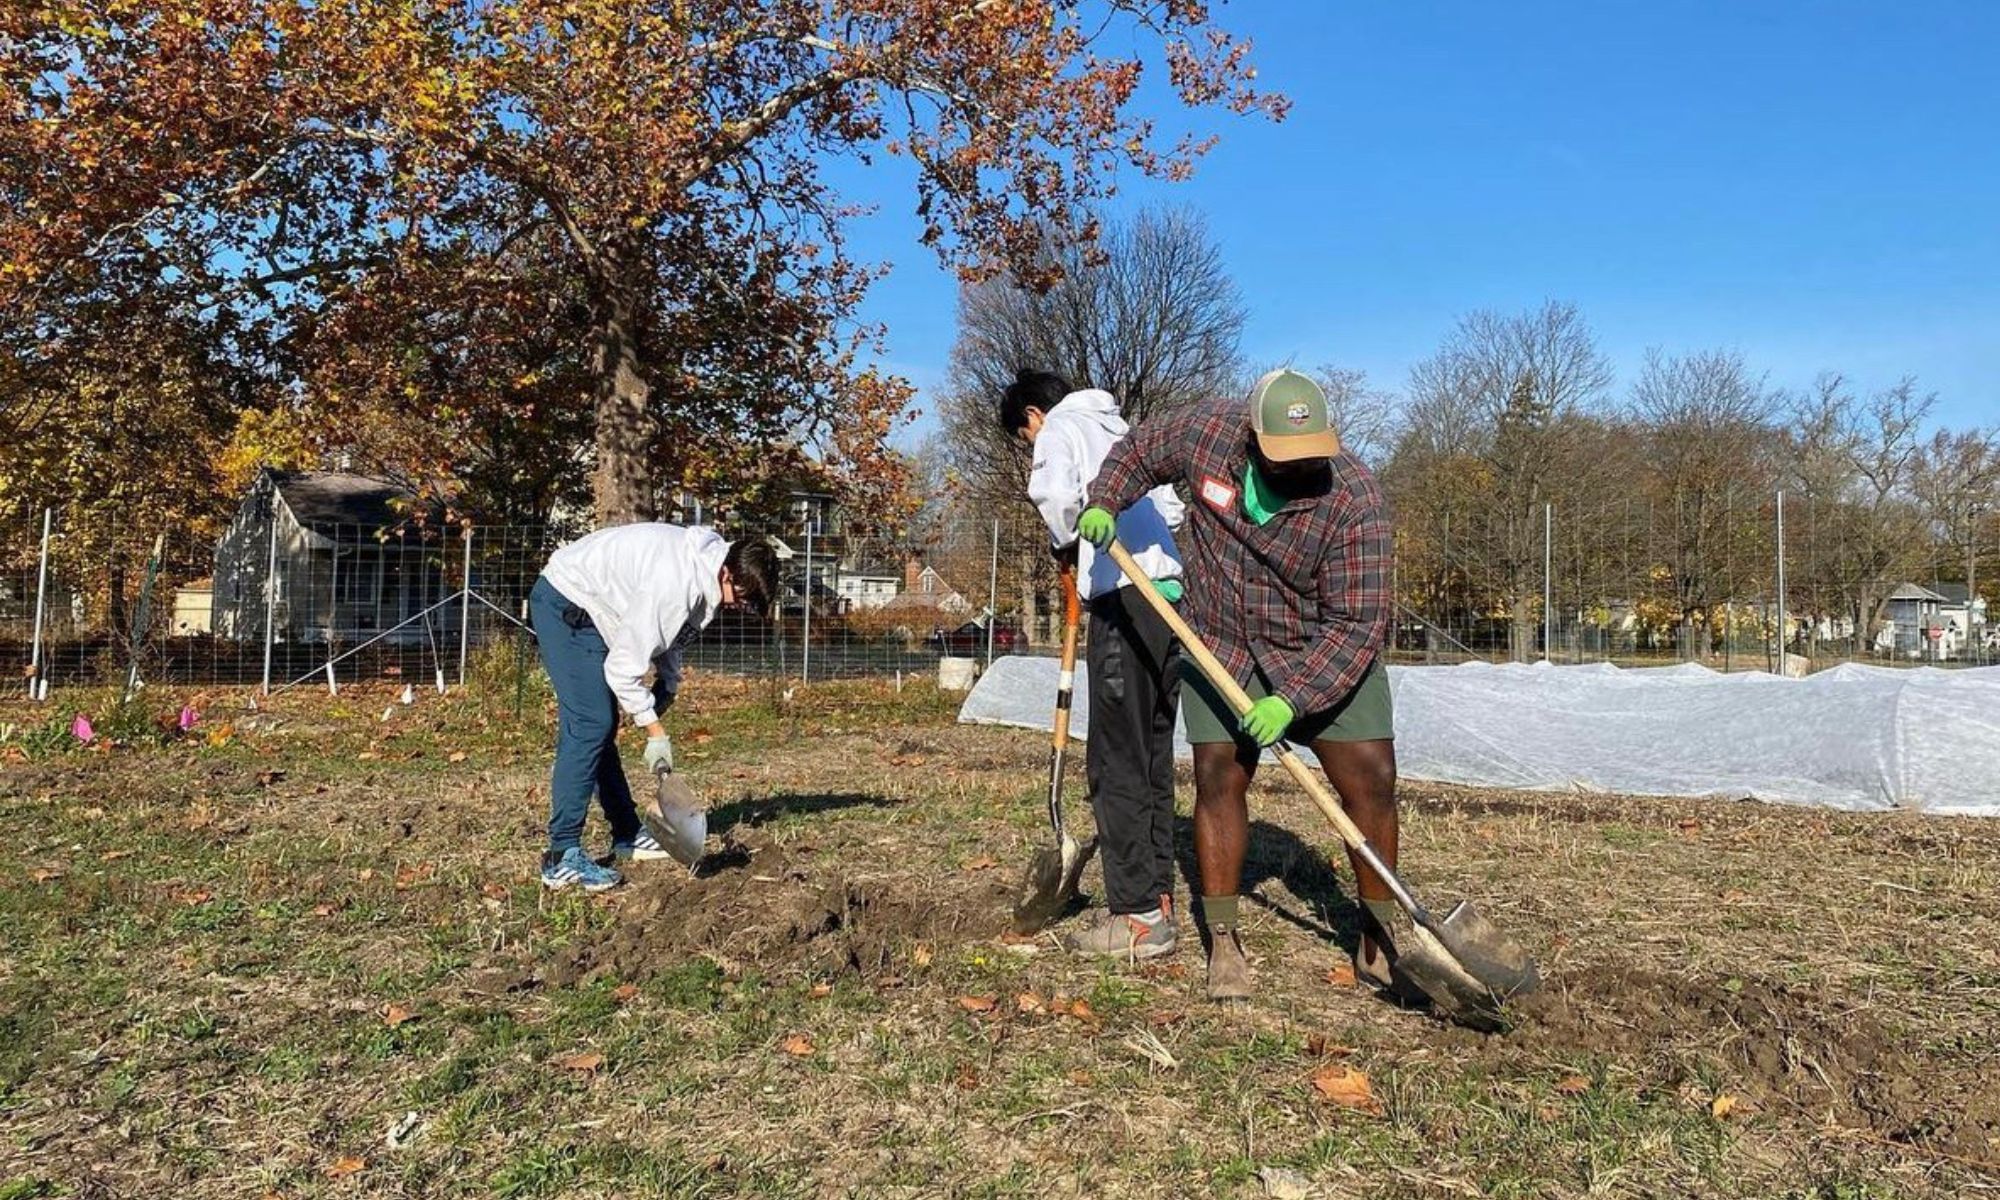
left=2, top=676, right=1998, bottom=1199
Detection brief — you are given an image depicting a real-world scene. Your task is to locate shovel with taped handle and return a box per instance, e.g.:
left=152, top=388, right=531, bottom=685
left=1011, top=566, right=1098, bottom=933
left=1104, top=540, right=1539, bottom=1029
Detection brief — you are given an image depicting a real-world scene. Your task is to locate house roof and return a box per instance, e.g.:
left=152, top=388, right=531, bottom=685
left=268, top=470, right=418, bottom=532
left=1886, top=583, right=1949, bottom=603
left=1932, top=582, right=1977, bottom=605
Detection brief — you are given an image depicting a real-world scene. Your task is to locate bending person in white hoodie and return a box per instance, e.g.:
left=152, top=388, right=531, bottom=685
left=1002, top=370, right=1186, bottom=960
left=531, top=524, right=777, bottom=891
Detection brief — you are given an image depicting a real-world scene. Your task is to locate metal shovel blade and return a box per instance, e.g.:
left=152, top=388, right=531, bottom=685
left=643, top=770, right=709, bottom=868
left=1009, top=833, right=1096, bottom=934
left=1386, top=901, right=1541, bottom=1031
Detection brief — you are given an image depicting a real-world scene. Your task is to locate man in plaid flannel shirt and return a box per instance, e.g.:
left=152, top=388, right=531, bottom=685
left=1079, top=369, right=1407, bottom=1003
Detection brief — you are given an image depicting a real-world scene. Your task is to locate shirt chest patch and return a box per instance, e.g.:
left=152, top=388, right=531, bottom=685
left=1199, top=475, right=1238, bottom=513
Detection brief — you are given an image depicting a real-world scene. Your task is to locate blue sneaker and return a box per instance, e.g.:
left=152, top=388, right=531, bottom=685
left=611, top=828, right=673, bottom=863
left=541, top=847, right=623, bottom=892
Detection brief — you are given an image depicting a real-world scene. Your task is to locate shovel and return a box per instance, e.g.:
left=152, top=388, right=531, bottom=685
left=1010, top=566, right=1098, bottom=933
left=1105, top=540, right=1539, bottom=1028
left=642, top=764, right=709, bottom=868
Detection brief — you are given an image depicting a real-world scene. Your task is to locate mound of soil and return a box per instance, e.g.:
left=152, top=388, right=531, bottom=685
left=542, top=833, right=1017, bottom=989
left=1488, top=966, right=2000, bottom=1158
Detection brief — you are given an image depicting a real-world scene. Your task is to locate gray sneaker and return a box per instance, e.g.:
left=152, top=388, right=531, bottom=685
left=1062, top=906, right=1179, bottom=961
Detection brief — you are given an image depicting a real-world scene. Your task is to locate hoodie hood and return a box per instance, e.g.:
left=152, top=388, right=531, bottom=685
left=683, top=525, right=731, bottom=617
left=1056, top=388, right=1128, bottom=438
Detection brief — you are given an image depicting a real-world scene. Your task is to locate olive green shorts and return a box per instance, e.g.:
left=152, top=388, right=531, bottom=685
left=1181, top=657, right=1395, bottom=746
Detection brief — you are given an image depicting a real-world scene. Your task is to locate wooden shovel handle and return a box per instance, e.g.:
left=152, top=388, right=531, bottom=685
left=1050, top=567, right=1081, bottom=750
left=1103, top=541, right=1375, bottom=856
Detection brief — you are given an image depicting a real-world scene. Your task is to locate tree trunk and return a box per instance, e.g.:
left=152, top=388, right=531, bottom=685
left=591, top=282, right=656, bottom=525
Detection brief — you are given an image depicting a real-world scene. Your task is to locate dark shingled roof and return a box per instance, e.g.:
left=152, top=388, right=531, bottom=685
left=267, top=470, right=416, bottom=532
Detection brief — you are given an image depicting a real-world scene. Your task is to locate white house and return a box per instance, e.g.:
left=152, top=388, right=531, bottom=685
left=835, top=573, right=900, bottom=612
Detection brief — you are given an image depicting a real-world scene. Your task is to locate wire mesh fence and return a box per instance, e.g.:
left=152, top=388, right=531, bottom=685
left=4, top=484, right=1992, bottom=705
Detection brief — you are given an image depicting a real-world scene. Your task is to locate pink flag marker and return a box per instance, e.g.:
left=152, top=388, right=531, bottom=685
left=178, top=705, right=199, bottom=732
left=71, top=714, right=95, bottom=743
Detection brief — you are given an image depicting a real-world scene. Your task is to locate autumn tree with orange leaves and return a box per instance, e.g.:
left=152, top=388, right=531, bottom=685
left=3, top=1, right=1282, bottom=527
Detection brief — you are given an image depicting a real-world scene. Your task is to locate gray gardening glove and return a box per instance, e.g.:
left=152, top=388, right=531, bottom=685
left=643, top=733, right=674, bottom=774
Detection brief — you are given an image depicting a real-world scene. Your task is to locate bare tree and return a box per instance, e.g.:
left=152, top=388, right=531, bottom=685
left=1782, top=375, right=1935, bottom=654
left=1911, top=427, right=2000, bottom=627
left=1394, top=301, right=1615, bottom=659
left=935, top=207, right=1246, bottom=635
left=1629, top=348, right=1780, bottom=650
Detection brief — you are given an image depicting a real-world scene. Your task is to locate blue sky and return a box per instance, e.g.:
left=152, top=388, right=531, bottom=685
left=828, top=1, right=1999, bottom=444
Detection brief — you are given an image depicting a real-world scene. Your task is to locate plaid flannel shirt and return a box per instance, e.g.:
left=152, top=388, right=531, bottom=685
left=1089, top=400, right=1392, bottom=716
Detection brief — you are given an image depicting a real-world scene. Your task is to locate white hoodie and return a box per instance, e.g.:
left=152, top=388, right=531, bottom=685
left=539, top=523, right=730, bottom=727
left=1026, top=389, right=1185, bottom=600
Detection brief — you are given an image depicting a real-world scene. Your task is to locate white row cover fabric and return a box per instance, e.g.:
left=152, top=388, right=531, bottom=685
left=958, top=656, right=2000, bottom=815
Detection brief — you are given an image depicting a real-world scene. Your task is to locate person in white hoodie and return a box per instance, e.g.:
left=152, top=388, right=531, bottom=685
left=1001, top=369, right=1187, bottom=960
left=530, top=523, right=777, bottom=890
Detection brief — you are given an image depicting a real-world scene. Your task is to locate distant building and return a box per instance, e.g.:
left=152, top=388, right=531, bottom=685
left=835, top=573, right=901, bottom=612
left=1881, top=583, right=1948, bottom=660
left=212, top=469, right=462, bottom=645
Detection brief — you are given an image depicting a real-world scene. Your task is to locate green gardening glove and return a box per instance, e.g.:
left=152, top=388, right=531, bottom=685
left=1075, top=506, right=1116, bottom=548
left=1239, top=695, right=1295, bottom=747
left=1154, top=578, right=1184, bottom=603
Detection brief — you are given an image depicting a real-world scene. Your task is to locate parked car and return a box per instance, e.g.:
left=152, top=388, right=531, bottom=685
left=929, top=618, right=1023, bottom=656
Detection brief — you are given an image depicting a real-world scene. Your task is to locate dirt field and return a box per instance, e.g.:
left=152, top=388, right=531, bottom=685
left=4, top=677, right=1998, bottom=1199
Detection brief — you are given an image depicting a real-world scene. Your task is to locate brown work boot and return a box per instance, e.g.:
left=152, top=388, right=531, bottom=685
left=1206, top=924, right=1252, bottom=1002
left=1354, top=904, right=1428, bottom=1006
left=1063, top=904, right=1178, bottom=962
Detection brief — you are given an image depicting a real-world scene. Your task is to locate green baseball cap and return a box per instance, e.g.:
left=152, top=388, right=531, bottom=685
left=1248, top=369, right=1341, bottom=462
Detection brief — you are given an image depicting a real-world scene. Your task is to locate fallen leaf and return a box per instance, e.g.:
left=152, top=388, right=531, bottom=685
left=179, top=888, right=213, bottom=906
left=1324, top=962, right=1358, bottom=988
left=1711, top=1093, right=1740, bottom=1119
left=611, top=984, right=640, bottom=1003
left=780, top=1033, right=815, bottom=1057
left=383, top=1004, right=415, bottom=1028
left=1556, top=1074, right=1591, bottom=1095
left=357, top=868, right=375, bottom=882
left=875, top=974, right=905, bottom=989
left=556, top=1051, right=604, bottom=1073
left=1015, top=991, right=1045, bottom=1014
left=394, top=862, right=434, bottom=890
left=957, top=995, right=997, bottom=1013
left=324, top=1156, right=366, bottom=1178
left=312, top=902, right=338, bottom=917
left=1678, top=818, right=1703, bottom=836
left=357, top=750, right=379, bottom=761
left=963, top=855, right=999, bottom=871
left=29, top=867, right=63, bottom=884
left=447, top=750, right=467, bottom=764
left=1066, top=998, right=1096, bottom=1022
left=101, top=849, right=132, bottom=862
left=1721, top=888, right=1750, bottom=904
left=1149, top=1010, right=1186, bottom=1028
left=911, top=945, right=933, bottom=968
left=1309, top=1063, right=1385, bottom=1115
left=1305, top=1033, right=1354, bottom=1058
left=691, top=729, right=715, bottom=745
left=1067, top=1069, right=1094, bottom=1087
left=954, top=1063, right=980, bottom=1090
left=480, top=881, right=508, bottom=900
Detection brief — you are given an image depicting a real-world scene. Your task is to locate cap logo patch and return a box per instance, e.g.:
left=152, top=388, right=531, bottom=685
left=1285, top=402, right=1311, bottom=426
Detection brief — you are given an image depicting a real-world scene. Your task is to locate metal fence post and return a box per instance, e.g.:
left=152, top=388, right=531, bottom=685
left=1774, top=489, right=1787, bottom=674
left=261, top=512, right=280, bottom=695
left=28, top=507, right=51, bottom=700
left=985, top=518, right=999, bottom=669
left=801, top=506, right=814, bottom=684
left=458, top=525, right=474, bottom=688
left=1542, top=502, right=1553, bottom=663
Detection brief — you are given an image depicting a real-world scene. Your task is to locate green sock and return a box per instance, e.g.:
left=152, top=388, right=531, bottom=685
left=1200, top=894, right=1239, bottom=930
left=1362, top=898, right=1400, bottom=934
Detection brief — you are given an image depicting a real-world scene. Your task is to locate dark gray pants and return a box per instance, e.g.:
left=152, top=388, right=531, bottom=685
left=1085, top=585, right=1182, bottom=914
